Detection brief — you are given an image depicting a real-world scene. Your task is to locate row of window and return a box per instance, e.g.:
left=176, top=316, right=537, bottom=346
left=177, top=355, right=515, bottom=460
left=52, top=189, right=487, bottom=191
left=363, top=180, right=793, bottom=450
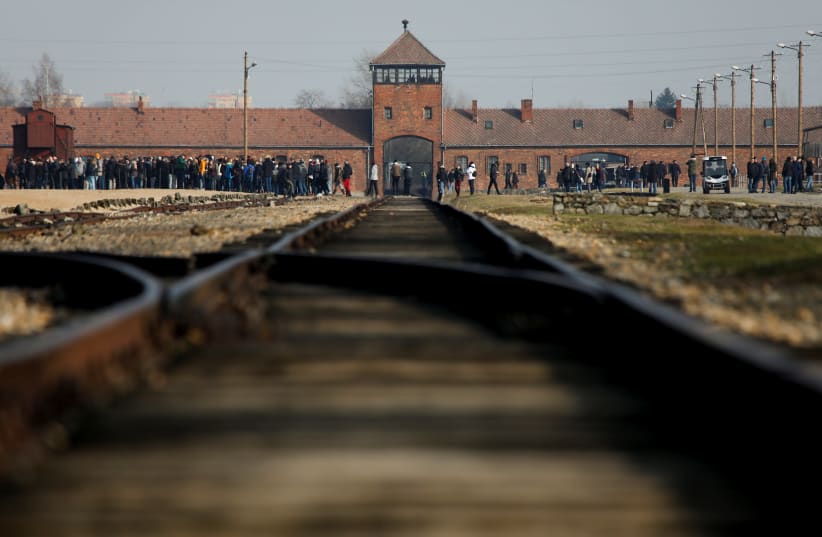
left=451, top=156, right=552, bottom=175
left=573, top=118, right=777, bottom=130
left=374, top=66, right=442, bottom=85
left=384, top=107, right=433, bottom=120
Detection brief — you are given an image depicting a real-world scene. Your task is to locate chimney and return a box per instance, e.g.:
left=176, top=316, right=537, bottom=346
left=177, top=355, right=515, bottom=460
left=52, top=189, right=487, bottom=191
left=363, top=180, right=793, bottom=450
left=627, top=100, right=635, bottom=121
left=137, top=96, right=145, bottom=114
left=32, top=99, right=43, bottom=110
left=471, top=100, right=478, bottom=123
left=521, top=99, right=533, bottom=123
left=675, top=99, right=682, bottom=122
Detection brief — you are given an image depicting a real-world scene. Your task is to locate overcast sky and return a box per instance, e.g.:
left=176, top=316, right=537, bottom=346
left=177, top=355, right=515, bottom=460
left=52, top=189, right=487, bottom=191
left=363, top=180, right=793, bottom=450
left=2, top=0, right=821, bottom=109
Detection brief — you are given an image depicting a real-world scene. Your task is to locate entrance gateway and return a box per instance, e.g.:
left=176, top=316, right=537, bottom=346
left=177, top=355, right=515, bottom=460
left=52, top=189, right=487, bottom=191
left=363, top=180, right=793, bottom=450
left=383, top=136, right=434, bottom=197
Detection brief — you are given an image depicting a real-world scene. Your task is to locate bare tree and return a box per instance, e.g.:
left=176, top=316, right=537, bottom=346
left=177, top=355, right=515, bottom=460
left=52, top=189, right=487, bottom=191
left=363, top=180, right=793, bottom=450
left=338, top=50, right=375, bottom=109
left=21, top=53, right=65, bottom=107
left=0, top=71, right=17, bottom=106
left=294, top=89, right=332, bottom=109
left=442, top=83, right=469, bottom=109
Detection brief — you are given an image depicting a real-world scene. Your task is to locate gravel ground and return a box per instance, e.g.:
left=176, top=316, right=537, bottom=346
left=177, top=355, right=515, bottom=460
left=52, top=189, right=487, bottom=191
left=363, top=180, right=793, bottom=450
left=2, top=188, right=821, bottom=352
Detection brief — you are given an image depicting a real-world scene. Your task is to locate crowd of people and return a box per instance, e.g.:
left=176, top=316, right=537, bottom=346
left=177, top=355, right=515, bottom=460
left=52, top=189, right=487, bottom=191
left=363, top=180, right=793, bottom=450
left=1, top=154, right=355, bottom=197
left=745, top=155, right=816, bottom=194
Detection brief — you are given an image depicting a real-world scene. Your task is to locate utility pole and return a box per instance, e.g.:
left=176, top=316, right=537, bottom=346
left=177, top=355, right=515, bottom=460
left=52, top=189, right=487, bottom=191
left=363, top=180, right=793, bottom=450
left=243, top=51, right=257, bottom=165
left=750, top=64, right=756, bottom=162
left=769, top=50, right=779, bottom=165
left=781, top=40, right=811, bottom=157
left=712, top=74, right=719, bottom=155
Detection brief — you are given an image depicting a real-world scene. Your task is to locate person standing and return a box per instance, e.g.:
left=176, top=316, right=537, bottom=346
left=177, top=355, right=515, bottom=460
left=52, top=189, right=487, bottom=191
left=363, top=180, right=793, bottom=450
left=366, top=162, right=379, bottom=198
left=504, top=166, right=513, bottom=191
left=792, top=156, right=804, bottom=194
left=390, top=160, right=402, bottom=196
left=537, top=168, right=547, bottom=189
left=768, top=157, right=778, bottom=193
left=584, top=162, right=594, bottom=192
left=465, top=161, right=476, bottom=195
left=647, top=159, right=659, bottom=194
left=806, top=158, right=815, bottom=192
left=687, top=157, right=698, bottom=192
left=5, top=157, right=17, bottom=189
left=487, top=161, right=501, bottom=194
left=781, top=156, right=792, bottom=194
left=595, top=163, right=605, bottom=192
left=402, top=162, right=413, bottom=195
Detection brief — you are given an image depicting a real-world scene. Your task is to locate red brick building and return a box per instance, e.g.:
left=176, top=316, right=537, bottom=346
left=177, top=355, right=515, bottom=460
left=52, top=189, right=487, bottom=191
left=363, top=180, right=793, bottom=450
left=2, top=26, right=821, bottom=194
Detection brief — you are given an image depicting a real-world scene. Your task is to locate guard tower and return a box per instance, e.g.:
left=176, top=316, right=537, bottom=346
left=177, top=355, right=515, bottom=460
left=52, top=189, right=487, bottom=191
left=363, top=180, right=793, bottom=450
left=370, top=20, right=445, bottom=197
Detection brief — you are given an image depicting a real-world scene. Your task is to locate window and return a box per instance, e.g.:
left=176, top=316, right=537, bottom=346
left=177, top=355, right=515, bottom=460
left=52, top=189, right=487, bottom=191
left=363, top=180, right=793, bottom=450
left=519, top=163, right=528, bottom=175
left=487, top=156, right=499, bottom=171
left=276, top=155, right=288, bottom=163
left=485, top=120, right=494, bottom=129
left=573, top=119, right=584, bottom=129
left=539, top=156, right=551, bottom=174
left=424, top=107, right=433, bottom=120
left=384, top=107, right=393, bottom=120
left=663, top=119, right=675, bottom=129
left=398, top=68, right=415, bottom=84
left=504, top=163, right=513, bottom=174
left=764, top=118, right=774, bottom=128
left=456, top=156, right=468, bottom=171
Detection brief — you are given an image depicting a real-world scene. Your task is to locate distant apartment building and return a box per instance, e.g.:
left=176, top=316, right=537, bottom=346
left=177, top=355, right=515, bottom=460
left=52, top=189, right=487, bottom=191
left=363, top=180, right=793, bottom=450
left=105, top=91, right=149, bottom=108
left=51, top=94, right=85, bottom=108
left=208, top=92, right=250, bottom=109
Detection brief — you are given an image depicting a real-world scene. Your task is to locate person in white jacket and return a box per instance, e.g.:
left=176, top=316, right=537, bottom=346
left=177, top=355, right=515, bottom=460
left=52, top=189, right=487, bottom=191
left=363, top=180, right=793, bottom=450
left=466, top=162, right=476, bottom=195
left=367, top=163, right=379, bottom=198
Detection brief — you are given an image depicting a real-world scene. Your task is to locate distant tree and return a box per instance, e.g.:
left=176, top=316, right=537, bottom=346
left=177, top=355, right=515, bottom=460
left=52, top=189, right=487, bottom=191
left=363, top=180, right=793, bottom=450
left=0, top=71, right=16, bottom=106
left=338, top=50, right=375, bottom=109
left=443, top=83, right=469, bottom=109
left=294, top=89, right=332, bottom=109
left=21, top=53, right=66, bottom=108
left=654, top=87, right=678, bottom=109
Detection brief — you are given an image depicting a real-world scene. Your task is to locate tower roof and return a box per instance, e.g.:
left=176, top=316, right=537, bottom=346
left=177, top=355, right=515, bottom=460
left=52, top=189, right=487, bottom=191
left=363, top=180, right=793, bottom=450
left=371, top=30, right=445, bottom=67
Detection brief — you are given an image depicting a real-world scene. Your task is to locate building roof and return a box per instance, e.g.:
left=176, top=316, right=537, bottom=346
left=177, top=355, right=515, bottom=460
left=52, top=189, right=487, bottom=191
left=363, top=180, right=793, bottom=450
left=370, top=31, right=445, bottom=67
left=443, top=105, right=822, bottom=151
left=0, top=107, right=372, bottom=150
left=3, top=104, right=821, bottom=155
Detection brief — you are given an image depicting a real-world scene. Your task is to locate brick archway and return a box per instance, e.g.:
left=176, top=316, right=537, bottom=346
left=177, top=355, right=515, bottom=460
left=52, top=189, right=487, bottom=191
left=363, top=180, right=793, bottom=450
left=383, top=136, right=434, bottom=197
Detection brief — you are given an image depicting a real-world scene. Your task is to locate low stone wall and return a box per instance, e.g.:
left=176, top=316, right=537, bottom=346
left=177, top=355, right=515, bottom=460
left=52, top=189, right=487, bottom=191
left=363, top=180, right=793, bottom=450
left=552, top=192, right=822, bottom=237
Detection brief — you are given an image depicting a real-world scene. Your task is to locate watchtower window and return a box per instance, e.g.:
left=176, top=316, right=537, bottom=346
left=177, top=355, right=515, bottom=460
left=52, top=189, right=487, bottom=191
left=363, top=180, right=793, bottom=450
left=374, top=66, right=442, bottom=85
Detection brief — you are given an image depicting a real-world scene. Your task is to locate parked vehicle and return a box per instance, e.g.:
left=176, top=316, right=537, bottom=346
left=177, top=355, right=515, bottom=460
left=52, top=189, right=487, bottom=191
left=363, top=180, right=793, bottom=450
left=702, top=156, right=730, bottom=194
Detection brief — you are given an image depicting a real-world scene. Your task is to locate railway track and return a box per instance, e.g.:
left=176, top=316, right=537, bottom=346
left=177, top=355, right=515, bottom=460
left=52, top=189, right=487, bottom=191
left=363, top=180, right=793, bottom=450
left=1, top=197, right=822, bottom=535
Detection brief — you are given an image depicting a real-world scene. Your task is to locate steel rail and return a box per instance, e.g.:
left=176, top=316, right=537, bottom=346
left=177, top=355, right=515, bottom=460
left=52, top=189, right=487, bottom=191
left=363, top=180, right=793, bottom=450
left=0, top=252, right=165, bottom=476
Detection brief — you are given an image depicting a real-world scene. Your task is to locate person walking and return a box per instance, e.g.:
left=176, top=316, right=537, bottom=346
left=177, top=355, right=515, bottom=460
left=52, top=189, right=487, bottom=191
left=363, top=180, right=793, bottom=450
left=487, top=161, right=501, bottom=194
left=436, top=162, right=447, bottom=203
left=453, top=166, right=464, bottom=198
left=366, top=162, right=379, bottom=198
left=669, top=159, right=681, bottom=188
left=341, top=160, right=353, bottom=197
